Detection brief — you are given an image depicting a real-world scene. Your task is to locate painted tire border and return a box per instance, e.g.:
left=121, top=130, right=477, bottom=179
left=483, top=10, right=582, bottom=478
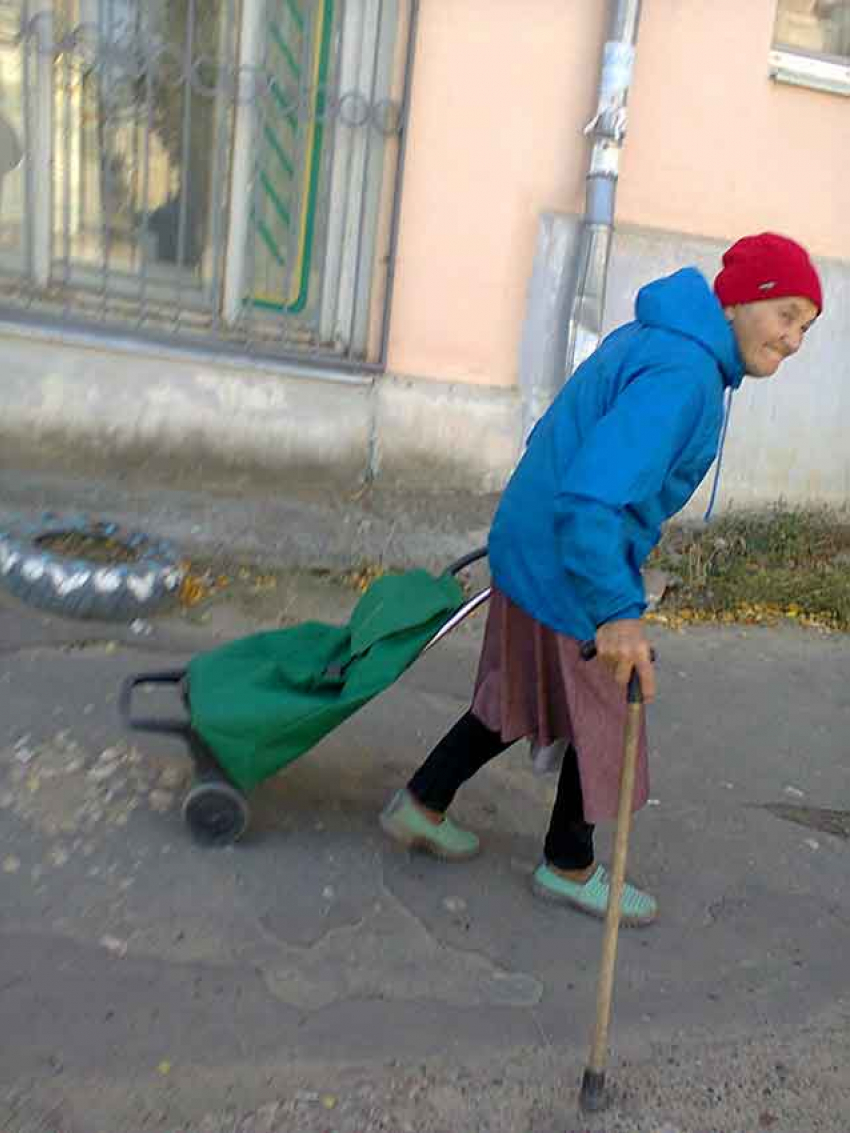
left=0, top=513, right=186, bottom=621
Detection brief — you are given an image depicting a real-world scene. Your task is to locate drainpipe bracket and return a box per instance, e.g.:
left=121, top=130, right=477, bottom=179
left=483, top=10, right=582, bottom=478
left=588, top=143, right=621, bottom=179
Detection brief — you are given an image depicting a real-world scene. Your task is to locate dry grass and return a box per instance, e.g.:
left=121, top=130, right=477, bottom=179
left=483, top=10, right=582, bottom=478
left=650, top=506, right=850, bottom=631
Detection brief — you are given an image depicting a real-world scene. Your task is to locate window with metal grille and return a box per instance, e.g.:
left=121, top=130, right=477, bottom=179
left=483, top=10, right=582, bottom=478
left=770, top=0, right=850, bottom=95
left=0, top=0, right=417, bottom=369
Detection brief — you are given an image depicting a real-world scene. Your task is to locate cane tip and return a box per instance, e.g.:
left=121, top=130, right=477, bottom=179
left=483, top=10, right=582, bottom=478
left=578, top=1068, right=607, bottom=1112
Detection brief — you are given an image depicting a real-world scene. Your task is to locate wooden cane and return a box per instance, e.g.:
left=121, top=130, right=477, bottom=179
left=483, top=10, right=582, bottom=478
left=578, top=656, right=645, bottom=1114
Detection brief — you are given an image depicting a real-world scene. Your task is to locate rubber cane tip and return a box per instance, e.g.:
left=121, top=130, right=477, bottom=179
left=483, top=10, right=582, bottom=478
left=578, top=1068, right=607, bottom=1113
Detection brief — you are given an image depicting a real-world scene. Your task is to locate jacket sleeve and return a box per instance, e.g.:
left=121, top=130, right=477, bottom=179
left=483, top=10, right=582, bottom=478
left=555, top=362, right=715, bottom=629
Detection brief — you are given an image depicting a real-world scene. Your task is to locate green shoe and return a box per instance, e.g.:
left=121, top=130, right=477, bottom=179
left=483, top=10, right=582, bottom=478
left=531, top=862, right=658, bottom=927
left=379, top=789, right=480, bottom=861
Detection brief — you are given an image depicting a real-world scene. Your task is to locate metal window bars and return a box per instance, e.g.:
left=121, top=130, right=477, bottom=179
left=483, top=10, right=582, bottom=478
left=0, top=0, right=417, bottom=370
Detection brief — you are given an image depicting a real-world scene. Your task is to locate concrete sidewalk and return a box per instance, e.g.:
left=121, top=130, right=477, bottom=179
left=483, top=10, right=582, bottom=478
left=0, top=528, right=849, bottom=1133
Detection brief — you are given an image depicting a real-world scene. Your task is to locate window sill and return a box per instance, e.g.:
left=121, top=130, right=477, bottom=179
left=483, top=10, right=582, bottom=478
left=769, top=48, right=850, bottom=97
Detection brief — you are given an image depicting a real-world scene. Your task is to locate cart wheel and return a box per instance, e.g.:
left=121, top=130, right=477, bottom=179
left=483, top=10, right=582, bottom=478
left=182, top=780, right=250, bottom=847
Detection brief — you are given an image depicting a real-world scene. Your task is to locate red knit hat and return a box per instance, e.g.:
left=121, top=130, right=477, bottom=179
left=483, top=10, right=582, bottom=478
left=714, top=232, right=822, bottom=314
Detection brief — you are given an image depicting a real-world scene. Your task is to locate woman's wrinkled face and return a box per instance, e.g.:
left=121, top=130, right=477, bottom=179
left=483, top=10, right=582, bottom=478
left=726, top=295, right=818, bottom=379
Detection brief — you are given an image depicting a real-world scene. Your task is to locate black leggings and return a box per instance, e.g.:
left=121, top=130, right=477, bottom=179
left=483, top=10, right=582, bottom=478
left=408, top=711, right=595, bottom=871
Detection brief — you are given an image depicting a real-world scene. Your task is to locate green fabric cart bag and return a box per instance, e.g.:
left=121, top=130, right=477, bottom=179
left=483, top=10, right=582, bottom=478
left=187, top=569, right=465, bottom=792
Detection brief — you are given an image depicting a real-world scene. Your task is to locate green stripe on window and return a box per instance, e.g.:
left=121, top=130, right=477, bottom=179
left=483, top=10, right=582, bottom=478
left=256, top=219, right=286, bottom=266
left=263, top=124, right=295, bottom=179
left=284, top=0, right=305, bottom=34
left=269, top=78, right=299, bottom=135
left=259, top=170, right=291, bottom=228
left=270, top=21, right=301, bottom=80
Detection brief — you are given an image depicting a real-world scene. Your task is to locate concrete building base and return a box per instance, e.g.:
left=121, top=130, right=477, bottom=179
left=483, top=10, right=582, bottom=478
left=0, top=217, right=847, bottom=510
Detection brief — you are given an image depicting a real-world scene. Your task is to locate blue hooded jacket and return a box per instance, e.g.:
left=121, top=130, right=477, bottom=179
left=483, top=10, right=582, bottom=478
left=488, top=267, right=745, bottom=641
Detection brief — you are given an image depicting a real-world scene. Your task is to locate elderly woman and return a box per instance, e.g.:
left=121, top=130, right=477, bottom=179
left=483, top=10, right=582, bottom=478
left=381, top=232, right=822, bottom=926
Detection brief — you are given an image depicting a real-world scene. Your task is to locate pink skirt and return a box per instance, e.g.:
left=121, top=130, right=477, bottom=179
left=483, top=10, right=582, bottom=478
left=470, top=588, right=649, bottom=823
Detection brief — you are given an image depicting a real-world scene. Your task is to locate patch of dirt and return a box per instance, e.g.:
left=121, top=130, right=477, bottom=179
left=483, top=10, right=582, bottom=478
left=35, top=532, right=140, bottom=564
left=173, top=559, right=360, bottom=629
left=9, top=1014, right=850, bottom=1133
left=761, top=803, right=850, bottom=840
left=0, top=732, right=189, bottom=852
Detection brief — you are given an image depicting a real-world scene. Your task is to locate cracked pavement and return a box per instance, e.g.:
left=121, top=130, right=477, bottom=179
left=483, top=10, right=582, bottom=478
left=1, top=572, right=849, bottom=1133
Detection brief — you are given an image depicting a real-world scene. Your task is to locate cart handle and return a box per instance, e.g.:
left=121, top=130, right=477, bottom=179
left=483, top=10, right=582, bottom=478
left=119, top=669, right=191, bottom=736
left=446, top=546, right=487, bottom=576
left=423, top=586, right=491, bottom=653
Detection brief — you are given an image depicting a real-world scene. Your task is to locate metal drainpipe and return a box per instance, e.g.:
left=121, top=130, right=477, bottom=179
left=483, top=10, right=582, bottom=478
left=563, top=0, right=642, bottom=380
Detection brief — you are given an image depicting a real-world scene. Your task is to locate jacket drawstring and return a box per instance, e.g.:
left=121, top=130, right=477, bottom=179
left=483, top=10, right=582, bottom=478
left=704, top=387, right=734, bottom=521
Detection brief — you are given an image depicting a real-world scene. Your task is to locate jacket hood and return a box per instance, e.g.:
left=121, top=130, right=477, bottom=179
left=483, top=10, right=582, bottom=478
left=635, top=267, right=745, bottom=389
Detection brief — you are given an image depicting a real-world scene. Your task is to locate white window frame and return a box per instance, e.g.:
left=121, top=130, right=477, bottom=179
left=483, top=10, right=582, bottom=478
left=770, top=2, right=850, bottom=96
left=769, top=46, right=850, bottom=95
left=25, top=0, right=55, bottom=285
left=224, top=0, right=403, bottom=354
left=318, top=0, right=401, bottom=357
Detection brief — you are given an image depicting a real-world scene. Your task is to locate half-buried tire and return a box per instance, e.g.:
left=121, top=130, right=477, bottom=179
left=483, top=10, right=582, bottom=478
left=0, top=513, right=185, bottom=621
